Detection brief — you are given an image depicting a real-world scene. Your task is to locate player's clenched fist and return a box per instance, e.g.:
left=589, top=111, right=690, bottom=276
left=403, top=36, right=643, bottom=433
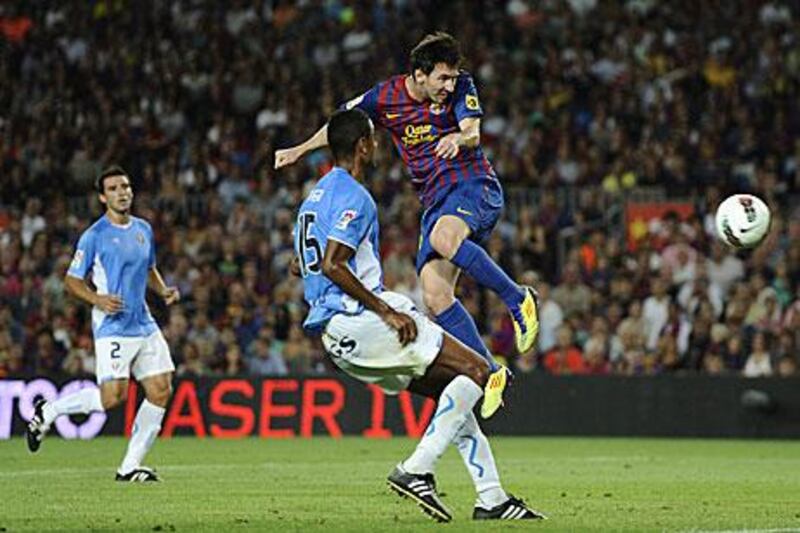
left=381, top=309, right=418, bottom=346
left=95, top=294, right=124, bottom=314
left=162, top=287, right=181, bottom=305
left=274, top=147, right=302, bottom=169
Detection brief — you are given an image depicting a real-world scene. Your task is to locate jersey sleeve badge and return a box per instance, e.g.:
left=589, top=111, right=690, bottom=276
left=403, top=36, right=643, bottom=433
left=335, top=209, right=358, bottom=230
left=466, top=94, right=480, bottom=111
left=70, top=250, right=84, bottom=270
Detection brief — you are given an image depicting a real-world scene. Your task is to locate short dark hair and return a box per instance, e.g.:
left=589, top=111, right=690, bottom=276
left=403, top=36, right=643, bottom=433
left=328, top=108, right=372, bottom=162
left=409, top=32, right=462, bottom=75
left=95, top=165, right=129, bottom=193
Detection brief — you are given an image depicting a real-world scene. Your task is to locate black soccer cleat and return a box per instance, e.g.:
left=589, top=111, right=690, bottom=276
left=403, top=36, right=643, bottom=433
left=473, top=495, right=547, bottom=520
left=387, top=465, right=452, bottom=523
left=26, top=398, right=48, bottom=453
left=115, top=467, right=161, bottom=483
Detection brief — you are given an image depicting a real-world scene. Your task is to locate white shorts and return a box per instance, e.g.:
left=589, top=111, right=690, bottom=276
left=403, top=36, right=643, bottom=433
left=321, top=292, right=443, bottom=394
left=95, top=330, right=175, bottom=384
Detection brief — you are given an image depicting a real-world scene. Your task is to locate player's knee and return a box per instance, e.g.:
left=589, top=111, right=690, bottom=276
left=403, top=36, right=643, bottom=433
left=101, top=387, right=127, bottom=410
left=429, top=226, right=461, bottom=259
left=146, top=383, right=172, bottom=408
left=422, top=287, right=454, bottom=315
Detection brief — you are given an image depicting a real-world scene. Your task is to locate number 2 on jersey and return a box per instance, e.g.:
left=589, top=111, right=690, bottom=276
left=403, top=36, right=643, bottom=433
left=298, top=212, right=322, bottom=276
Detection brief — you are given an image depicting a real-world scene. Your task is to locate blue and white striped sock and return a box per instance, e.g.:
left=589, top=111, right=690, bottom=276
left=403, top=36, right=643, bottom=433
left=454, top=412, right=508, bottom=509
left=402, top=375, right=483, bottom=475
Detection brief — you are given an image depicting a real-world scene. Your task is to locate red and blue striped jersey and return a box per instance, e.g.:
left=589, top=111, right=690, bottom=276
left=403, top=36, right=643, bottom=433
left=344, top=72, right=497, bottom=208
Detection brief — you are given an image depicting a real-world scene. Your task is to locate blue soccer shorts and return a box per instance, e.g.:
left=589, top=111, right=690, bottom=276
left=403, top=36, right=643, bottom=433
left=416, top=178, right=504, bottom=273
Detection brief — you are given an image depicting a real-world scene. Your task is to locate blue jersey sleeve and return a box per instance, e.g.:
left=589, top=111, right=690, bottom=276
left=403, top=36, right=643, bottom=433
left=341, top=84, right=381, bottom=122
left=67, top=229, right=96, bottom=279
left=453, top=73, right=483, bottom=122
left=327, top=189, right=374, bottom=250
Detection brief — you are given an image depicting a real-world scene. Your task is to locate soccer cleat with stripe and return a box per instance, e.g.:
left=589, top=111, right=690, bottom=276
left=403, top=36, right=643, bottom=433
left=510, top=286, right=540, bottom=354
left=480, top=365, right=510, bottom=419
left=115, top=467, right=161, bottom=483
left=473, top=495, right=547, bottom=520
left=386, top=465, right=452, bottom=523
left=26, top=398, right=48, bottom=453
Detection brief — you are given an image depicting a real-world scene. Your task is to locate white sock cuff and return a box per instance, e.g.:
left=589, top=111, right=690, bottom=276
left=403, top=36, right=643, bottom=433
left=448, top=375, right=484, bottom=405
left=138, top=399, right=166, bottom=422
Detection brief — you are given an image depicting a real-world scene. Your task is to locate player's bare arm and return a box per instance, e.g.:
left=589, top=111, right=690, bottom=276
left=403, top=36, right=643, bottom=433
left=274, top=124, right=329, bottom=169
left=322, top=239, right=417, bottom=345
left=148, top=268, right=180, bottom=305
left=434, top=117, right=481, bottom=160
left=64, top=274, right=124, bottom=314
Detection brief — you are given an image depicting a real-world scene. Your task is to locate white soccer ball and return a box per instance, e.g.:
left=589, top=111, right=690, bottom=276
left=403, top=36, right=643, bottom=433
left=714, top=194, right=771, bottom=249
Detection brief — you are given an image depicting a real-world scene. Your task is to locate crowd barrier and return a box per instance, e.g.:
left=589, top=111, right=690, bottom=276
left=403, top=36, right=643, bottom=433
left=2, top=374, right=799, bottom=439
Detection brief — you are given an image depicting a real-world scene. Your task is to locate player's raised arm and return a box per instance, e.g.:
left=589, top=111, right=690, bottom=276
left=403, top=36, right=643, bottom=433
left=321, top=240, right=417, bottom=345
left=274, top=123, right=328, bottom=169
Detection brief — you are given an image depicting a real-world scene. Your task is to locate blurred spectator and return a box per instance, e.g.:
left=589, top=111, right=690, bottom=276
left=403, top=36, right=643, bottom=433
left=247, top=337, right=288, bottom=376
left=742, top=332, right=774, bottom=378
left=543, top=326, right=586, bottom=375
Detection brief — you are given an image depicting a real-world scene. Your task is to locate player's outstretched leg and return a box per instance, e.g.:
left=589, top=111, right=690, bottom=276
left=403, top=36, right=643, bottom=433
left=428, top=216, right=540, bottom=354
left=389, top=334, right=507, bottom=521
left=26, top=387, right=105, bottom=453
left=116, top=372, right=171, bottom=482
left=449, top=239, right=540, bottom=354
left=453, top=412, right=547, bottom=520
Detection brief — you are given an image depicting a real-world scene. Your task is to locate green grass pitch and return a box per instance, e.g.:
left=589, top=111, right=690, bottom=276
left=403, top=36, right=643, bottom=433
left=1, top=437, right=799, bottom=531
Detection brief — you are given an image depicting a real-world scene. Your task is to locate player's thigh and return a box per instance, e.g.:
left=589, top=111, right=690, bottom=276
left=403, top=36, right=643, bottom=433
left=95, top=336, right=144, bottom=385
left=410, top=333, right=490, bottom=398
left=322, top=292, right=443, bottom=394
left=429, top=215, right=472, bottom=258
left=131, top=330, right=175, bottom=384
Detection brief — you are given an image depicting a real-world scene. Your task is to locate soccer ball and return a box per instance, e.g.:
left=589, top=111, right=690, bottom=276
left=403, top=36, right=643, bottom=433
left=714, top=194, right=771, bottom=249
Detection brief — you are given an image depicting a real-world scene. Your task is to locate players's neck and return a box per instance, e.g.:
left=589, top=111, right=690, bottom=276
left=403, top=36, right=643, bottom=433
left=106, top=209, right=131, bottom=226
left=404, top=75, right=427, bottom=103
left=336, top=159, right=363, bottom=181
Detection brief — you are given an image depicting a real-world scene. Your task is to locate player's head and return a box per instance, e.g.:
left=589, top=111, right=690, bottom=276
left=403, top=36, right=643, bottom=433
left=328, top=108, right=376, bottom=167
left=409, top=32, right=462, bottom=103
left=96, top=165, right=133, bottom=215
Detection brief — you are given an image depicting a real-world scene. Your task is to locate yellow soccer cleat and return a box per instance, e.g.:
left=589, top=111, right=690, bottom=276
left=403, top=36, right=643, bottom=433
left=480, top=365, right=509, bottom=419
left=511, top=286, right=540, bottom=354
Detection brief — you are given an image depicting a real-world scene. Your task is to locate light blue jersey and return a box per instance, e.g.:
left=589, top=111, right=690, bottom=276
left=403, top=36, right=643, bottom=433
left=296, top=167, right=383, bottom=333
left=67, top=215, right=158, bottom=339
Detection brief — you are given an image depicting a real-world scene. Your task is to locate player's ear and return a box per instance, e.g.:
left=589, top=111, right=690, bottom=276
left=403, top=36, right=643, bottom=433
left=412, top=68, right=425, bottom=84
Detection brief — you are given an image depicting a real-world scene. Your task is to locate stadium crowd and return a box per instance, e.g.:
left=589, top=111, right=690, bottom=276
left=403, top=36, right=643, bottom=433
left=1, top=0, right=799, bottom=379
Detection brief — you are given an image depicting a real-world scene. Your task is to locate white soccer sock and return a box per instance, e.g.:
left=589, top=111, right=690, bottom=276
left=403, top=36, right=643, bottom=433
left=42, top=388, right=104, bottom=427
left=119, top=400, right=165, bottom=475
left=454, top=412, right=508, bottom=509
left=403, top=375, right=483, bottom=474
